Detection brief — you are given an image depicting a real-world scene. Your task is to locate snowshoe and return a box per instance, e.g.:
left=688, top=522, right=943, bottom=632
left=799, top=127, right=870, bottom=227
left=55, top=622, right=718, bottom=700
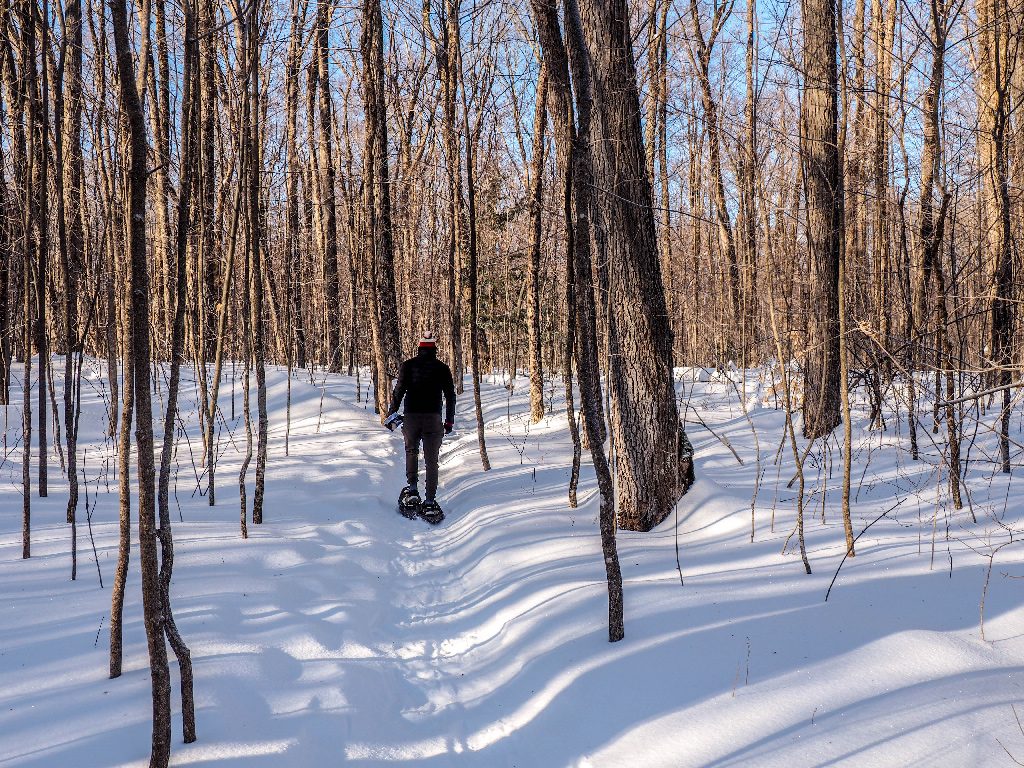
left=398, top=486, right=421, bottom=519
left=418, top=499, right=445, bottom=525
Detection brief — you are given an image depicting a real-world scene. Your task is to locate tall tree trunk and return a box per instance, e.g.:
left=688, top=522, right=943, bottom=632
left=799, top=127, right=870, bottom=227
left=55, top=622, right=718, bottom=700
left=561, top=0, right=606, bottom=444
left=870, top=0, right=896, bottom=371
left=249, top=0, right=268, bottom=523
left=933, top=208, right=961, bottom=509
left=427, top=0, right=467, bottom=388
left=0, top=165, right=10, bottom=406
left=530, top=0, right=622, bottom=639
left=739, top=0, right=758, bottom=350
left=848, top=0, right=866, bottom=294
left=361, top=0, right=403, bottom=415
left=915, top=0, right=947, bottom=326
left=977, top=0, right=1016, bottom=473
left=35, top=0, right=49, bottom=498
left=0, top=15, right=15, bottom=409
left=109, top=236, right=134, bottom=678
left=578, top=0, right=682, bottom=531
left=526, top=63, right=549, bottom=424
left=800, top=0, right=843, bottom=439
left=63, top=0, right=86, bottom=532
left=21, top=81, right=32, bottom=556
left=463, top=97, right=491, bottom=470
left=285, top=0, right=307, bottom=370
left=688, top=0, right=741, bottom=354
left=109, top=0, right=173, bottom=761
left=314, top=0, right=342, bottom=371
left=198, top=0, right=217, bottom=364
left=15, top=0, right=35, bottom=557
left=157, top=0, right=197, bottom=742
left=152, top=0, right=173, bottom=343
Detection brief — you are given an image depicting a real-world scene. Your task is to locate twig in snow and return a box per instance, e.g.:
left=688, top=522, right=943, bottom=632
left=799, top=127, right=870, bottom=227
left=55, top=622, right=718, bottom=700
left=82, top=449, right=103, bottom=588
left=996, top=704, right=1024, bottom=766
left=685, top=403, right=743, bottom=465
left=981, top=539, right=1018, bottom=642
left=825, top=499, right=905, bottom=601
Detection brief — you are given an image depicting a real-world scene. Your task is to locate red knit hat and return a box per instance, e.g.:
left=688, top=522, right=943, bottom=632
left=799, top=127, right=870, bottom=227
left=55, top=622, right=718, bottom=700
left=419, top=331, right=437, bottom=348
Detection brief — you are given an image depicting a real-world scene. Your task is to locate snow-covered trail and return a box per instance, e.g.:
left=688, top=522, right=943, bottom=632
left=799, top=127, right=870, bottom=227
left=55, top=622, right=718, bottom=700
left=1, top=365, right=621, bottom=767
left=2, top=361, right=1024, bottom=767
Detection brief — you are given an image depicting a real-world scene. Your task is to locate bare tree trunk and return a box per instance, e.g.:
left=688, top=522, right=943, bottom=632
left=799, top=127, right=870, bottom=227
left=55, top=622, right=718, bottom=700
left=239, top=173, right=253, bottom=540
left=35, top=0, right=49, bottom=499
left=915, top=0, right=947, bottom=325
left=63, top=0, right=86, bottom=536
left=157, top=0, right=198, bottom=740
left=800, top=0, right=842, bottom=439
left=198, top=0, right=217, bottom=364
left=14, top=0, right=34, bottom=557
left=564, top=229, right=582, bottom=509
left=687, top=0, right=741, bottom=352
left=0, top=166, right=10, bottom=406
left=0, top=28, right=14, bottom=403
left=934, top=213, right=962, bottom=509
left=531, top=0, right=623, bottom=639
left=313, top=0, right=342, bottom=371
left=285, top=0, right=307, bottom=370
left=21, top=114, right=32, bottom=557
left=848, top=0, right=866, bottom=302
left=426, top=0, right=467, bottom=387
left=870, top=0, right=897, bottom=372
left=739, top=0, right=758, bottom=350
left=977, top=0, right=1017, bottom=473
left=561, top=0, right=605, bottom=444
left=109, top=0, right=173, bottom=760
left=108, top=266, right=132, bottom=679
left=836, top=0, right=854, bottom=556
left=249, top=0, right=268, bottom=524
left=462, top=70, right=492, bottom=470
left=526, top=64, right=549, bottom=424
left=577, top=0, right=681, bottom=531
left=361, top=0, right=403, bottom=415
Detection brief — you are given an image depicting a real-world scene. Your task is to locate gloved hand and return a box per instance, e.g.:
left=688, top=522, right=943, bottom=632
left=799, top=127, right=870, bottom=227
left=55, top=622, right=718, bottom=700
left=444, top=421, right=453, bottom=435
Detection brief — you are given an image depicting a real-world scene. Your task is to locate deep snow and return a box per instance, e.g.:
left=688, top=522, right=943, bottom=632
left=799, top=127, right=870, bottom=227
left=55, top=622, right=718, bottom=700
left=1, top=358, right=1023, bottom=767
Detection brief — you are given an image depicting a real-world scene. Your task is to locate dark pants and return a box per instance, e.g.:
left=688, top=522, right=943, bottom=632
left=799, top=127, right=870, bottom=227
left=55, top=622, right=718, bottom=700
left=403, top=412, right=443, bottom=500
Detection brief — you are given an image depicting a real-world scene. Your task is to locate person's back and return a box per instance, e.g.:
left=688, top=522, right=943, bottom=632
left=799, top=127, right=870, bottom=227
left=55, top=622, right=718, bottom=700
left=392, top=348, right=456, bottom=419
left=387, top=332, right=455, bottom=522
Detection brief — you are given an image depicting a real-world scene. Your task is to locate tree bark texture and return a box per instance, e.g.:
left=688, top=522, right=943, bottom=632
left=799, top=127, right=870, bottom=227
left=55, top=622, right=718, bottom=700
left=527, top=63, right=549, bottom=424
left=109, top=0, right=173, bottom=761
left=361, top=0, right=403, bottom=415
left=800, top=0, right=843, bottom=439
left=577, top=0, right=682, bottom=531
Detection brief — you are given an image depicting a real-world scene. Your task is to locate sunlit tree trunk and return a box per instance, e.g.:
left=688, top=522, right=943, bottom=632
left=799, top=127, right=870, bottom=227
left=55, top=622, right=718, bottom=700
left=579, top=0, right=683, bottom=531
left=109, top=0, right=173, bottom=759
left=361, top=0, right=403, bottom=415
left=526, top=63, right=548, bottom=424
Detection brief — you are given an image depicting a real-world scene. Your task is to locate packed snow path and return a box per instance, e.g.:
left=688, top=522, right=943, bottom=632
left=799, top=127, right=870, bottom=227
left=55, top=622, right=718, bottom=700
left=2, top=361, right=1024, bottom=766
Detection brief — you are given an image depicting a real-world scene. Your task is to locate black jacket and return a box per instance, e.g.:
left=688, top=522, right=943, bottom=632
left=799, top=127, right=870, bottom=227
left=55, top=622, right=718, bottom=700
left=389, top=348, right=457, bottom=422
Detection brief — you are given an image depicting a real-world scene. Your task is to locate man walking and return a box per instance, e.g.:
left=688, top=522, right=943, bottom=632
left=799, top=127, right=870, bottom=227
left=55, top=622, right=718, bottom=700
left=387, top=331, right=456, bottom=523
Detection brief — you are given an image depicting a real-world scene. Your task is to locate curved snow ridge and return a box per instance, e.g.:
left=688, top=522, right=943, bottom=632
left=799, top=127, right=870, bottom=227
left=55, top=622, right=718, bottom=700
left=592, top=630, right=1023, bottom=768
